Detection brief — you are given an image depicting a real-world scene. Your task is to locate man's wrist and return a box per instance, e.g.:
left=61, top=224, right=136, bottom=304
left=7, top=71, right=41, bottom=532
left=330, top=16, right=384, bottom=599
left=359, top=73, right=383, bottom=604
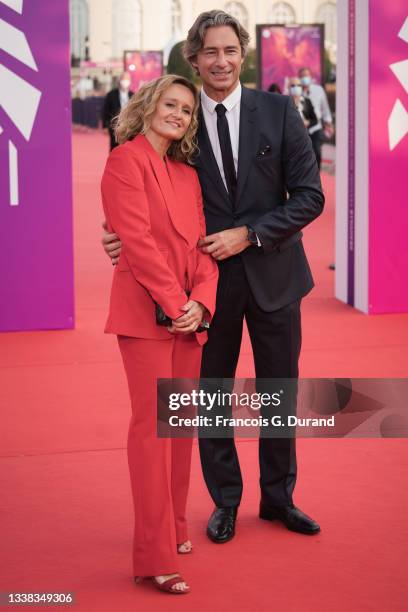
left=246, top=225, right=262, bottom=247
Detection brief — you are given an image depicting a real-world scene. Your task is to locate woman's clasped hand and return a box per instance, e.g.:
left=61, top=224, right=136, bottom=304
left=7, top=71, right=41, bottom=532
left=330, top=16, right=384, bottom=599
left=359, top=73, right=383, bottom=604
left=167, top=300, right=206, bottom=334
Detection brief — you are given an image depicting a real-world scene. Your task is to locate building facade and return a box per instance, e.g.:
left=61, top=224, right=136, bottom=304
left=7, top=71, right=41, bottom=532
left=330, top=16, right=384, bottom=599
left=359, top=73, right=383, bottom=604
left=70, top=0, right=337, bottom=65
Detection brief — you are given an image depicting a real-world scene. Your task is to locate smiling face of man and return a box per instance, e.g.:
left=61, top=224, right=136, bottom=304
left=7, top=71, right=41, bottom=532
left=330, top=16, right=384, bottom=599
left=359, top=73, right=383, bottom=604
left=193, top=25, right=244, bottom=101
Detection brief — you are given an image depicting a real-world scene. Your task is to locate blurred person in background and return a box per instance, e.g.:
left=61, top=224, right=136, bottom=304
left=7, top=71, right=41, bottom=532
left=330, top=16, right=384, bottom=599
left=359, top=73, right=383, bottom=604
left=268, top=82, right=282, bottom=94
left=298, top=67, right=333, bottom=169
left=99, top=68, right=113, bottom=94
left=102, top=71, right=134, bottom=150
left=75, top=72, right=93, bottom=100
left=288, top=76, right=317, bottom=131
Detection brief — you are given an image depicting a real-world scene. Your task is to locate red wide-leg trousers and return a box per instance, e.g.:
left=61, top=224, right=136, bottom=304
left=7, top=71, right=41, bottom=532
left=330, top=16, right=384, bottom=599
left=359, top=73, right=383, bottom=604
left=117, top=334, right=202, bottom=577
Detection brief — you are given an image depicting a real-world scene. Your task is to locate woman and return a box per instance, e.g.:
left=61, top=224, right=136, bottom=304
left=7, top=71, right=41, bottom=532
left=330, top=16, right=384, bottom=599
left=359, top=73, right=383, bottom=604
left=101, top=75, right=218, bottom=594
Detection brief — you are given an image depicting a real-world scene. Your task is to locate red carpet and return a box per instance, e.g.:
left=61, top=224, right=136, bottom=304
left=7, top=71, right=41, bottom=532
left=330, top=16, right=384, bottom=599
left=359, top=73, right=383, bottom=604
left=0, top=130, right=407, bottom=611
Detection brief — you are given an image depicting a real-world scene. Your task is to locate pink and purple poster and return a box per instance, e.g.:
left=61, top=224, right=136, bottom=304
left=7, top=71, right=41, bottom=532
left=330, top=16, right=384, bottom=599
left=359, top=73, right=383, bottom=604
left=0, top=0, right=74, bottom=331
left=124, top=50, right=163, bottom=93
left=256, top=24, right=324, bottom=92
left=336, top=0, right=407, bottom=314
left=368, top=4, right=408, bottom=313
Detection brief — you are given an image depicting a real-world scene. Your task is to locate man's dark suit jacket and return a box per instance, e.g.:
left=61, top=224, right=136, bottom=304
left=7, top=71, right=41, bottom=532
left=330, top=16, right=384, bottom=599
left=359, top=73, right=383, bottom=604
left=194, top=85, right=325, bottom=312
left=102, top=88, right=133, bottom=129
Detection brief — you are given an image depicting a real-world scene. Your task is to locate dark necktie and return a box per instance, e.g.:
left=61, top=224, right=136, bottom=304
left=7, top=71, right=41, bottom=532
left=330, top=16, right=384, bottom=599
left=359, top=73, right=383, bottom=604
left=215, top=103, right=237, bottom=202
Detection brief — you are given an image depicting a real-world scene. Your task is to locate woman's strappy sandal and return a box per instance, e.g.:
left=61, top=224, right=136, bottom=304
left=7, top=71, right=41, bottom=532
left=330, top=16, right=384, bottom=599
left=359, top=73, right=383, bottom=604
left=152, top=575, right=190, bottom=594
left=177, top=540, right=193, bottom=554
left=134, top=575, right=190, bottom=594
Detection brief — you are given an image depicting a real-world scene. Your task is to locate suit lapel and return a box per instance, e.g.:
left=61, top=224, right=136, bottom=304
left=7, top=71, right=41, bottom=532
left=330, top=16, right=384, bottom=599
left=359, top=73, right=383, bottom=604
left=236, top=86, right=259, bottom=204
left=195, top=105, right=231, bottom=206
left=135, top=136, right=194, bottom=247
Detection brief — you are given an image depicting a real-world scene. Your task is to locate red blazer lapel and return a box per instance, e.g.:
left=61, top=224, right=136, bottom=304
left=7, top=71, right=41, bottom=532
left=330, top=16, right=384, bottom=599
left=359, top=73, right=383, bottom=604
left=135, top=135, right=196, bottom=248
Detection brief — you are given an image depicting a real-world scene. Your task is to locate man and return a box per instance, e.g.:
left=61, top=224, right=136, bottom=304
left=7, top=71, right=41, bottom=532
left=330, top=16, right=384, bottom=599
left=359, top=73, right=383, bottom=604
left=75, top=72, right=93, bottom=100
left=288, top=76, right=318, bottom=131
left=102, top=11, right=324, bottom=543
left=102, top=71, right=133, bottom=151
left=298, top=67, right=333, bottom=169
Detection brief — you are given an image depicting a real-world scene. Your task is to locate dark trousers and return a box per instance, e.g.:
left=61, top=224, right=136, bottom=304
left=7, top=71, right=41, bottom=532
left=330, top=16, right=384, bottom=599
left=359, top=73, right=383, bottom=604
left=199, top=256, right=301, bottom=509
left=310, top=129, right=323, bottom=169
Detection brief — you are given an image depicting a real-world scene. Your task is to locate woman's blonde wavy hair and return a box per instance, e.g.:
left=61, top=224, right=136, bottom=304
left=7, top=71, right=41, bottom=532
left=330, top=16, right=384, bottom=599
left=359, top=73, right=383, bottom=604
left=114, top=74, right=199, bottom=164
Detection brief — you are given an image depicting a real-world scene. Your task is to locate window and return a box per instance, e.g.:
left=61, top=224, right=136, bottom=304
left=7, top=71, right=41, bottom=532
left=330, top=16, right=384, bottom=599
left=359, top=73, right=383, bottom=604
left=171, top=0, right=182, bottom=35
left=70, top=0, right=89, bottom=62
left=316, top=2, right=337, bottom=48
left=112, top=0, right=142, bottom=60
left=224, top=1, right=249, bottom=30
left=267, top=2, right=296, bottom=25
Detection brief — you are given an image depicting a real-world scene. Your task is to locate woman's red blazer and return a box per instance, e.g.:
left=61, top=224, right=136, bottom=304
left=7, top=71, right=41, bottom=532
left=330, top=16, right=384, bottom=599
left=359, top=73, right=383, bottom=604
left=101, top=134, right=218, bottom=345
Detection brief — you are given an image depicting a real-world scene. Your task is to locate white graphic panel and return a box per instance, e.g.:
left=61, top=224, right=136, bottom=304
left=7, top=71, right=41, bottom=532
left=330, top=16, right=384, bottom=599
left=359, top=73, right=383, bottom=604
left=8, top=140, right=19, bottom=205
left=0, top=0, right=23, bottom=13
left=0, top=17, right=38, bottom=70
left=0, top=64, right=41, bottom=141
left=398, top=16, right=408, bottom=43
left=388, top=99, right=408, bottom=150
left=389, top=59, right=408, bottom=93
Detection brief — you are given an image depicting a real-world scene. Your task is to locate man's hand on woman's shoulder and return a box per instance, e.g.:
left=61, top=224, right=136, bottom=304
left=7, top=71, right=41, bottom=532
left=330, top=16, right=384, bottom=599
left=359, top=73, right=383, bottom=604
left=102, top=220, right=122, bottom=265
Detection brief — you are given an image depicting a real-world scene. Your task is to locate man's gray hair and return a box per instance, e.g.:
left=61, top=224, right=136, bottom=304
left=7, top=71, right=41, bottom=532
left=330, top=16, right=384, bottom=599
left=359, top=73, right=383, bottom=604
left=183, top=10, right=250, bottom=67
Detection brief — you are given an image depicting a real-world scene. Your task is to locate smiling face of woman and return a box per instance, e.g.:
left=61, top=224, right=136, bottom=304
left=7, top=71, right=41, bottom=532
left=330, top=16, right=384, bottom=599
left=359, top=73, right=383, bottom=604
left=147, top=83, right=195, bottom=145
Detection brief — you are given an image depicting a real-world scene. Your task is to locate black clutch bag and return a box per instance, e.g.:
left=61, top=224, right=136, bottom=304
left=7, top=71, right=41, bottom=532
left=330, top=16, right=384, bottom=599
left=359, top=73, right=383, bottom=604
left=155, top=302, right=209, bottom=333
left=155, top=302, right=172, bottom=327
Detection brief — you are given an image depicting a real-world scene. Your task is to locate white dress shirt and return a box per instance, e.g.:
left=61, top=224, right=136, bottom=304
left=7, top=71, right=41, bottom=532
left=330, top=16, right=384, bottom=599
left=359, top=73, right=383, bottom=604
left=200, top=82, right=241, bottom=191
left=200, top=82, right=261, bottom=247
left=119, top=88, right=129, bottom=109
left=304, top=83, right=332, bottom=134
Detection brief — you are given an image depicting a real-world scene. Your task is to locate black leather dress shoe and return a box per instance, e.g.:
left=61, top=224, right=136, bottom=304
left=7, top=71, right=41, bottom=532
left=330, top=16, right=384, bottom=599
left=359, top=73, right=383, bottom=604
left=259, top=501, right=320, bottom=535
left=207, top=507, right=238, bottom=543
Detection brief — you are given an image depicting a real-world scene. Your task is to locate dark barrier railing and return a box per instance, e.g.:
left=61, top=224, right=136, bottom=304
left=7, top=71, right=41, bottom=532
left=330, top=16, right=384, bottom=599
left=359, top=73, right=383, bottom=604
left=71, top=96, right=105, bottom=128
